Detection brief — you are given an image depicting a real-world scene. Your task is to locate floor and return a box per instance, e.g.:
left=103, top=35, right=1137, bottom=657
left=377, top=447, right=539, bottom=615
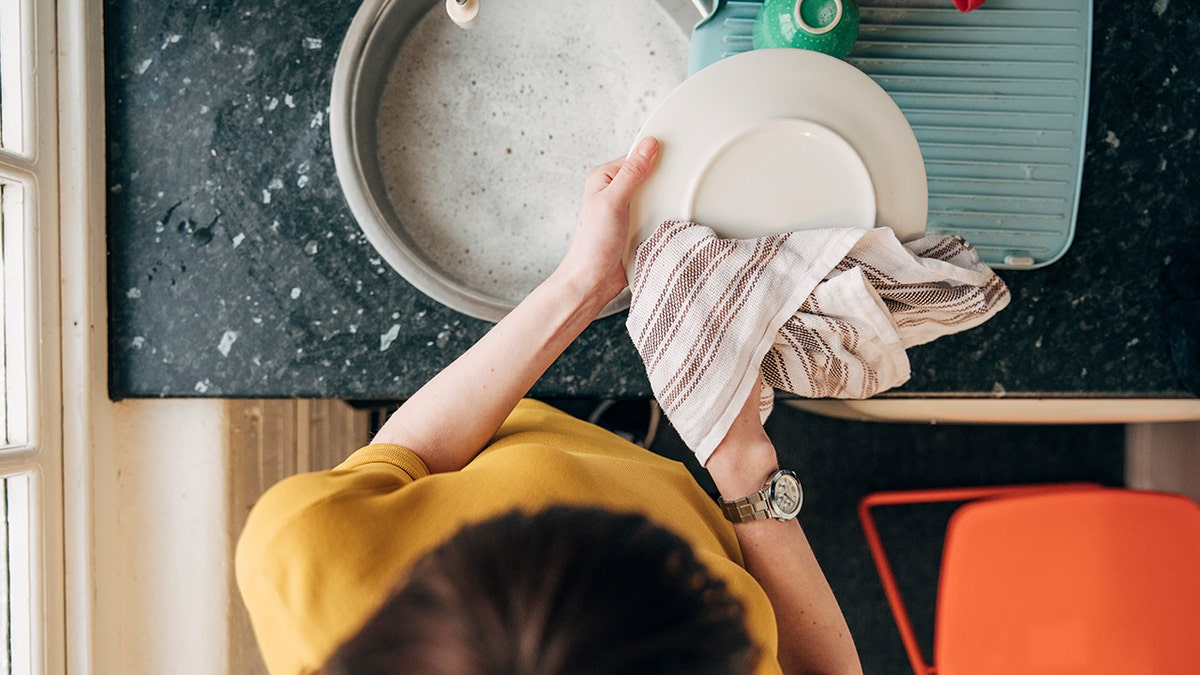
left=547, top=399, right=1127, bottom=675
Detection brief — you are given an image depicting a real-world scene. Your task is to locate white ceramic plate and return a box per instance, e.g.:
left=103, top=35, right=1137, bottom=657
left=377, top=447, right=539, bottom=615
left=688, top=118, right=876, bottom=237
left=626, top=48, right=928, bottom=280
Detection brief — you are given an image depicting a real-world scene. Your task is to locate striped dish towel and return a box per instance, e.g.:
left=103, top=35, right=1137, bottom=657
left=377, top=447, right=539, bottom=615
left=626, top=221, right=1010, bottom=465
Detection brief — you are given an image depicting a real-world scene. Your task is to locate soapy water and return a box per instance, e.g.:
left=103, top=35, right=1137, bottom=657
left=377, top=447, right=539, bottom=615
left=376, top=0, right=687, bottom=305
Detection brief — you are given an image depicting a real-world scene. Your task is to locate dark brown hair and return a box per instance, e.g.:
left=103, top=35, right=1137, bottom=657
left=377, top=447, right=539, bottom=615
left=323, top=506, right=756, bottom=675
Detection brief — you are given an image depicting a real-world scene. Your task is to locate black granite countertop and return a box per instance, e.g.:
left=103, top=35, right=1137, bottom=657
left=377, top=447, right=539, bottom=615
left=105, top=0, right=1200, bottom=400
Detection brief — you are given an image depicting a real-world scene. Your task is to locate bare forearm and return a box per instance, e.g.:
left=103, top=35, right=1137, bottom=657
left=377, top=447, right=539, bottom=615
left=370, top=138, right=657, bottom=473
left=372, top=268, right=606, bottom=472
left=735, top=518, right=862, bottom=675
left=707, top=434, right=863, bottom=675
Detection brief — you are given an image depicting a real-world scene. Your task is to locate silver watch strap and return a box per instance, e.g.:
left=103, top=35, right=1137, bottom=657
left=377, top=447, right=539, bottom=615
left=719, top=492, right=772, bottom=522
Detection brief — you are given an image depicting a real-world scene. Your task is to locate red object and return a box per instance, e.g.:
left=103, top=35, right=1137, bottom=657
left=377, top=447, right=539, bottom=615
left=954, top=0, right=985, bottom=10
left=859, top=484, right=1200, bottom=675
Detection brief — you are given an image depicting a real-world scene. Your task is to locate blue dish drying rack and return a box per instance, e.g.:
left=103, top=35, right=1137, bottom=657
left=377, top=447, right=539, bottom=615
left=689, top=0, right=1092, bottom=270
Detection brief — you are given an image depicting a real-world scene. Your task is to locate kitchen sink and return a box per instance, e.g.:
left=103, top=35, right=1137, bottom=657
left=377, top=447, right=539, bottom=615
left=331, top=0, right=696, bottom=322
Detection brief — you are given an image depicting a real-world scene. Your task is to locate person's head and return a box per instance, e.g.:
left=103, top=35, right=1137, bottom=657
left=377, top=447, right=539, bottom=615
left=323, top=506, right=757, bottom=675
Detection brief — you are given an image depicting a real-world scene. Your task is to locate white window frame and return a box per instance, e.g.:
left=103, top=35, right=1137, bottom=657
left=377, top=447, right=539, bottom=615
left=57, top=0, right=106, bottom=672
left=0, top=0, right=66, bottom=674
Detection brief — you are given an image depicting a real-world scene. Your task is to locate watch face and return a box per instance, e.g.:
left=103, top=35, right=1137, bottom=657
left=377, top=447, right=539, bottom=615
left=770, top=472, right=803, bottom=518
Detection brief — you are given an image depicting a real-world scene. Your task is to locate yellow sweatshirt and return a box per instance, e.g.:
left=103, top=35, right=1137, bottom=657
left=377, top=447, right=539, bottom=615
left=235, top=399, right=780, bottom=674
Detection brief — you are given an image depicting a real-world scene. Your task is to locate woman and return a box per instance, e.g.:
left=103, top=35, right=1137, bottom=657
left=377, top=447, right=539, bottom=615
left=235, top=137, right=862, bottom=675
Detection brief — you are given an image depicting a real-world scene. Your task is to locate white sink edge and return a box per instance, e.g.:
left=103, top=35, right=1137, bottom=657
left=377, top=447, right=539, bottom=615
left=784, top=398, right=1200, bottom=425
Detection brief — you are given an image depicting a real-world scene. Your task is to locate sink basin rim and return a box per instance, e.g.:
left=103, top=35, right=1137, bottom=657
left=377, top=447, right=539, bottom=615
left=330, top=0, right=695, bottom=323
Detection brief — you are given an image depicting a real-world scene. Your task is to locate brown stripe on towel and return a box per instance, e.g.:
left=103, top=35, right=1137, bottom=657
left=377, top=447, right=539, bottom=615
left=658, top=236, right=786, bottom=410
left=635, top=236, right=734, bottom=371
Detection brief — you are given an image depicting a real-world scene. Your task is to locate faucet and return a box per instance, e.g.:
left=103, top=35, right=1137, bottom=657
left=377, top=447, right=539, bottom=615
left=445, top=0, right=713, bottom=30
left=445, top=0, right=480, bottom=29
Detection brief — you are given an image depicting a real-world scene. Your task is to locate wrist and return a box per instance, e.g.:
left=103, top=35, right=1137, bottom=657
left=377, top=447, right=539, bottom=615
left=706, top=435, right=779, bottom=499
left=547, top=263, right=621, bottom=316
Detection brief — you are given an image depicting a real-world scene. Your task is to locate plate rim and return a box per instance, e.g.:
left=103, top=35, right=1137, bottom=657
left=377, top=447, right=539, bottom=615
left=624, top=48, right=928, bottom=284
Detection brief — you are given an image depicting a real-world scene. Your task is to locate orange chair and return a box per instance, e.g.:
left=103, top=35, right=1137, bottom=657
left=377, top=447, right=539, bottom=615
left=858, top=484, right=1200, bottom=675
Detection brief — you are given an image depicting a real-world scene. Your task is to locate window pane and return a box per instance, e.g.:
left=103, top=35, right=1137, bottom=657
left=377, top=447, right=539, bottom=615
left=0, top=181, right=27, bottom=449
left=0, top=183, right=5, bottom=443
left=0, top=473, right=33, bottom=674
left=0, top=0, right=24, bottom=152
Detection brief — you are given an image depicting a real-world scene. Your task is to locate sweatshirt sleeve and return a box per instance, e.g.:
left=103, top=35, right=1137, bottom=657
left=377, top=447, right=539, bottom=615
left=234, top=443, right=429, bottom=675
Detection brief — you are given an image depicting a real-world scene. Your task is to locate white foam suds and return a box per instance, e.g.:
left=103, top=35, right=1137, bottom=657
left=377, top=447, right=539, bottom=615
left=376, top=0, right=687, bottom=304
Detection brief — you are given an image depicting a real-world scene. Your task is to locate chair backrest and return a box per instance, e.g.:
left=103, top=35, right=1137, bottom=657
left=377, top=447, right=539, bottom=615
left=935, top=489, right=1200, bottom=675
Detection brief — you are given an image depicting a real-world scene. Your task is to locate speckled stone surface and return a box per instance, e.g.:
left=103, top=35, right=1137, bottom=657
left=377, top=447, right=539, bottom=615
left=106, top=0, right=1200, bottom=399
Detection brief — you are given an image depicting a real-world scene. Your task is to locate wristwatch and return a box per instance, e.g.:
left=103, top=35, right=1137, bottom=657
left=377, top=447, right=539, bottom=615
left=718, top=469, right=803, bottom=523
